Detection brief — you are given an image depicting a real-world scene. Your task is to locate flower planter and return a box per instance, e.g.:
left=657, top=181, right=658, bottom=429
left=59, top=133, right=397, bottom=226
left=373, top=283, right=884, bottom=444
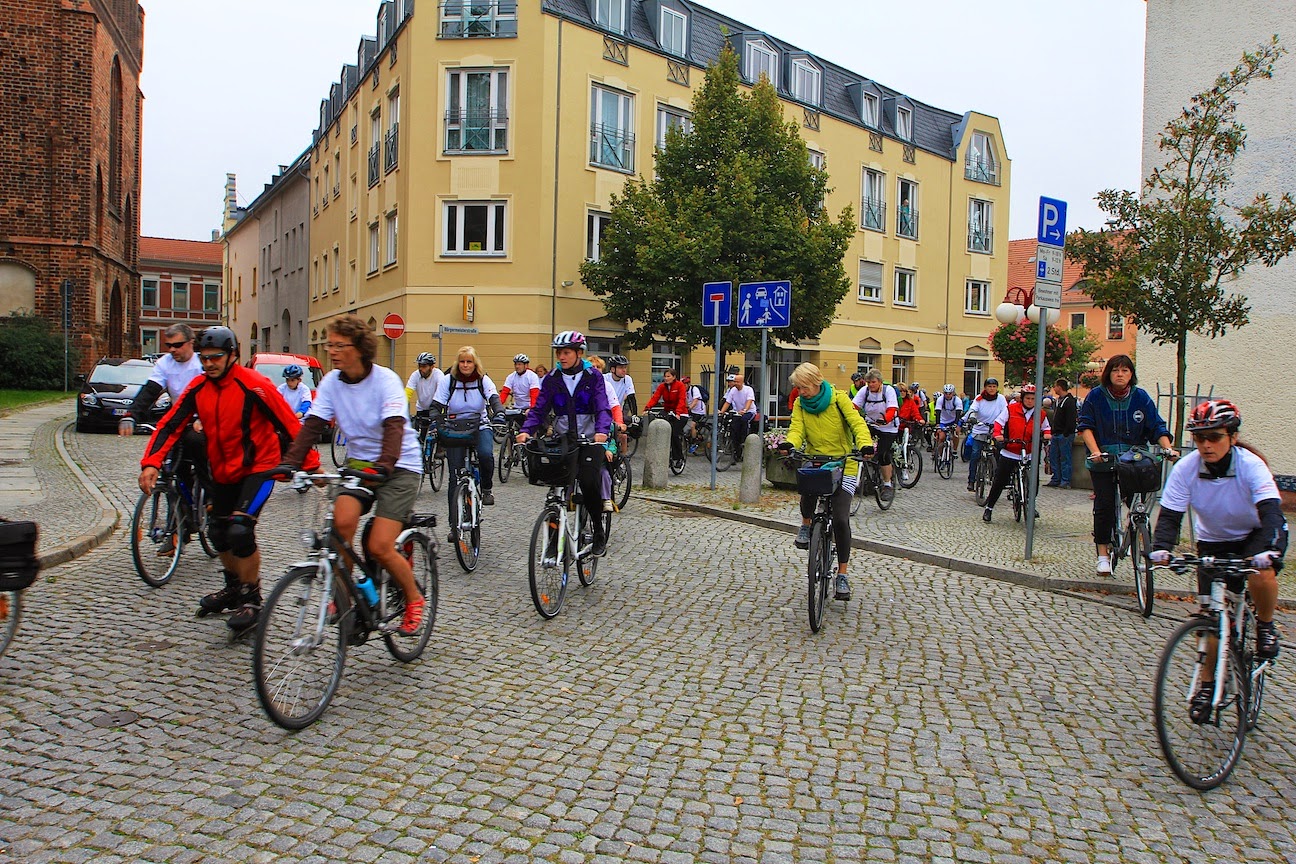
left=764, top=450, right=798, bottom=490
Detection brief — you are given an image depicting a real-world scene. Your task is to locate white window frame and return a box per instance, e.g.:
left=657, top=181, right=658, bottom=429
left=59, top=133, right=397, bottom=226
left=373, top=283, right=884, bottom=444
left=587, top=211, right=611, bottom=261
left=862, top=169, right=885, bottom=232
left=790, top=59, right=821, bottom=105
left=172, top=278, right=189, bottom=312
left=858, top=260, right=883, bottom=303
left=896, top=106, right=913, bottom=140
left=894, top=267, right=916, bottom=307
left=968, top=198, right=994, bottom=253
left=892, top=355, right=911, bottom=384
left=142, top=277, right=158, bottom=309
left=443, top=200, right=507, bottom=257
left=966, top=130, right=999, bottom=184
left=861, top=92, right=879, bottom=128
left=368, top=222, right=380, bottom=274
left=896, top=177, right=918, bottom=239
left=857, top=353, right=879, bottom=377
left=141, top=328, right=159, bottom=355
left=595, top=0, right=625, bottom=34
left=745, top=40, right=779, bottom=87
left=808, top=149, right=825, bottom=172
left=1071, top=312, right=1086, bottom=330
left=1108, top=311, right=1125, bottom=341
left=655, top=104, right=692, bottom=150
left=964, top=359, right=986, bottom=396
left=445, top=68, right=509, bottom=153
left=965, top=279, right=990, bottom=315
left=370, top=108, right=381, bottom=150
left=660, top=7, right=686, bottom=56
left=385, top=211, right=398, bottom=266
left=204, top=282, right=220, bottom=312
left=333, top=245, right=340, bottom=292
left=590, top=85, right=635, bottom=173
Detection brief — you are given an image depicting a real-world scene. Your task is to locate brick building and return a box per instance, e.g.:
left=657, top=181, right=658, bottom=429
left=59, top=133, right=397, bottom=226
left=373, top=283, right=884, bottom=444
left=0, top=0, right=145, bottom=370
left=137, top=237, right=223, bottom=355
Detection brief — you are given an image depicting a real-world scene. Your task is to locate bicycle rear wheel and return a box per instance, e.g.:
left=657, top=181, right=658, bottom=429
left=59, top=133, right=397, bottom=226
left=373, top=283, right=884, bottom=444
left=577, top=506, right=599, bottom=587
left=807, top=521, right=832, bottom=633
left=898, top=442, right=923, bottom=488
left=974, top=454, right=993, bottom=507
left=453, top=481, right=480, bottom=572
left=1154, top=615, right=1247, bottom=790
left=131, top=488, right=183, bottom=588
left=936, top=441, right=954, bottom=479
left=382, top=533, right=438, bottom=662
left=497, top=433, right=515, bottom=484
left=1132, top=520, right=1154, bottom=617
left=193, top=483, right=218, bottom=558
left=0, top=590, right=21, bottom=659
left=612, top=458, right=632, bottom=511
left=528, top=506, right=567, bottom=618
left=253, top=565, right=349, bottom=730
left=331, top=431, right=348, bottom=468
left=874, top=470, right=893, bottom=511
left=715, top=428, right=734, bottom=472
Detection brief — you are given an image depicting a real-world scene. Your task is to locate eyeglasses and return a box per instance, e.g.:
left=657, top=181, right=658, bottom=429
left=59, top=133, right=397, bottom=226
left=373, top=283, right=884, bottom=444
left=324, top=342, right=355, bottom=351
left=1192, top=431, right=1228, bottom=443
left=164, top=340, right=188, bottom=349
left=198, top=352, right=228, bottom=363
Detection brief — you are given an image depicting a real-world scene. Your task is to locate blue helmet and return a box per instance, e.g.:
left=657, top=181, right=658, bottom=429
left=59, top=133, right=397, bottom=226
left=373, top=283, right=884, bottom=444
left=283, top=364, right=303, bottom=379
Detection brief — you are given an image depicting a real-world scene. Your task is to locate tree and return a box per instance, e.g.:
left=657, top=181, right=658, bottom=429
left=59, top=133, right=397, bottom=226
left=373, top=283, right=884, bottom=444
left=988, top=320, right=1072, bottom=384
left=1066, top=37, right=1296, bottom=441
left=1052, top=325, right=1104, bottom=387
left=580, top=46, right=856, bottom=353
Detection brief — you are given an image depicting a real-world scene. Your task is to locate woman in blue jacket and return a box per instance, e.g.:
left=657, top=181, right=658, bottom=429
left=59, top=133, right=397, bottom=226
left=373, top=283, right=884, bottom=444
left=1076, top=354, right=1176, bottom=576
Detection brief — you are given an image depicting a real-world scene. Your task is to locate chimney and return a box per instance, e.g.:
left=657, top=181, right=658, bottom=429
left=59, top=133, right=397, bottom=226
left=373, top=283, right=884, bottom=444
left=222, top=174, right=238, bottom=230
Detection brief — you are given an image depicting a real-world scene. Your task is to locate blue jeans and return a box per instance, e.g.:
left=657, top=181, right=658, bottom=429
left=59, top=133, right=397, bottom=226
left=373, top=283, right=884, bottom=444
left=1049, top=433, right=1074, bottom=485
left=446, top=427, right=495, bottom=513
left=967, top=436, right=988, bottom=485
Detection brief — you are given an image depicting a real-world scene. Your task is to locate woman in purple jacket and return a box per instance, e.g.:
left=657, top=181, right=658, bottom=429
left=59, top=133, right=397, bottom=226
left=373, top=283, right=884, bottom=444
left=517, top=330, right=612, bottom=555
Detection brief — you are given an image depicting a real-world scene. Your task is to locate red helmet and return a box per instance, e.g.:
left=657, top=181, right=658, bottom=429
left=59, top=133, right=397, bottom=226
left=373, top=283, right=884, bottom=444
left=1019, top=383, right=1037, bottom=395
left=1187, top=399, right=1241, bottom=433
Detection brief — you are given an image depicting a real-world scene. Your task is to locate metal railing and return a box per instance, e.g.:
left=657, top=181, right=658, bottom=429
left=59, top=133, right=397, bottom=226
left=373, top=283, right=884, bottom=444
left=438, top=1, right=518, bottom=38
left=862, top=198, right=885, bottom=232
left=897, top=207, right=918, bottom=239
left=968, top=226, right=994, bottom=253
left=384, top=124, right=399, bottom=173
left=367, top=144, right=380, bottom=187
left=590, top=124, right=635, bottom=173
left=965, top=158, right=999, bottom=185
left=444, top=110, right=509, bottom=153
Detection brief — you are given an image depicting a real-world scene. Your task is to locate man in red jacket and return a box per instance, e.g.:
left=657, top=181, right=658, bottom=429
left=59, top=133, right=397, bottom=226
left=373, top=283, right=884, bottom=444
left=643, top=368, right=690, bottom=463
left=982, top=384, right=1050, bottom=523
left=139, top=327, right=320, bottom=630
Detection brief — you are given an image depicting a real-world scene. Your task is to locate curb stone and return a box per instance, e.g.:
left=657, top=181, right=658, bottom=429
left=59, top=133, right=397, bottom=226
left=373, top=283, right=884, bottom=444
left=37, top=419, right=120, bottom=570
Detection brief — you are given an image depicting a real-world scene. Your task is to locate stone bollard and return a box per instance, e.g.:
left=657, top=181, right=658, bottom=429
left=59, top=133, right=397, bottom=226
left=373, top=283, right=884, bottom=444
left=641, top=416, right=672, bottom=489
left=739, top=433, right=762, bottom=503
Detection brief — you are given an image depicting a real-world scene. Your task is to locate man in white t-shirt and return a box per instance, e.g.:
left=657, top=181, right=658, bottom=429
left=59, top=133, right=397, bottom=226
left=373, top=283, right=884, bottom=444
left=720, top=373, right=756, bottom=461
left=406, top=352, right=445, bottom=441
left=605, top=355, right=635, bottom=416
left=500, top=354, right=542, bottom=411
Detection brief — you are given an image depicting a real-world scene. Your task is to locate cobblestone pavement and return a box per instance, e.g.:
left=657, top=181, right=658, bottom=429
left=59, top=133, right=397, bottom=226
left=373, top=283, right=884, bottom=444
left=2, top=426, right=1295, bottom=862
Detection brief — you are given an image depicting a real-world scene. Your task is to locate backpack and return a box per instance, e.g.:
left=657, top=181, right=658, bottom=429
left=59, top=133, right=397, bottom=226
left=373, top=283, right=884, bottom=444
left=695, top=384, right=710, bottom=404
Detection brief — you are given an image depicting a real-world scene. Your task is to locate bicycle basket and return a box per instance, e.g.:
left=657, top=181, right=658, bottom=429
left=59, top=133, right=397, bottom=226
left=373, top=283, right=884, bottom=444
left=0, top=519, right=39, bottom=592
left=795, top=463, right=844, bottom=497
left=525, top=436, right=578, bottom=487
left=1116, top=447, right=1163, bottom=494
left=437, top=416, right=481, bottom=448
left=625, top=415, right=644, bottom=440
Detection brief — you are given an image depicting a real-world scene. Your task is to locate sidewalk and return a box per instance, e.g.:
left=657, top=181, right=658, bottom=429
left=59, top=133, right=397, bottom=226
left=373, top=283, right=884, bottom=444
left=0, top=401, right=118, bottom=568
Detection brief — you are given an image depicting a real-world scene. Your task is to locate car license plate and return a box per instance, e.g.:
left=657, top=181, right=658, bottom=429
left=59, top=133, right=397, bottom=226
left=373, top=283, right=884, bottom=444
left=112, top=408, right=129, bottom=416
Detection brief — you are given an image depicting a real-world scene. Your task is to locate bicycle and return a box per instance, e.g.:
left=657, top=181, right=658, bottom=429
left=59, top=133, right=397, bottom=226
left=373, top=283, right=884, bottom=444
left=414, top=417, right=447, bottom=494
left=994, top=439, right=1038, bottom=524
left=252, top=471, right=438, bottom=729
left=130, top=428, right=217, bottom=588
left=894, top=422, right=924, bottom=489
left=0, top=519, right=39, bottom=660
left=330, top=426, right=348, bottom=468
left=609, top=448, right=632, bottom=512
left=1153, top=555, right=1275, bottom=790
left=645, top=409, right=688, bottom=475
left=524, top=436, right=607, bottom=619
left=849, top=445, right=891, bottom=514
left=786, top=450, right=858, bottom=633
left=495, top=408, right=527, bottom=484
left=443, top=422, right=485, bottom=572
left=973, top=435, right=998, bottom=507
left=934, top=423, right=958, bottom=479
left=1101, top=446, right=1173, bottom=617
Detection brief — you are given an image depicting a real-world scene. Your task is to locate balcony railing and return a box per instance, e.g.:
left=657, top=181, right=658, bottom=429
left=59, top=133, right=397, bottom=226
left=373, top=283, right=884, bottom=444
left=897, top=206, right=918, bottom=239
left=444, top=109, right=509, bottom=153
left=968, top=225, right=994, bottom=253
left=439, top=1, right=518, bottom=38
left=367, top=143, right=380, bottom=187
left=965, top=158, right=1000, bottom=185
left=384, top=123, right=399, bottom=173
left=862, top=197, right=885, bottom=232
left=350, top=125, right=358, bottom=145
left=590, top=124, right=635, bottom=173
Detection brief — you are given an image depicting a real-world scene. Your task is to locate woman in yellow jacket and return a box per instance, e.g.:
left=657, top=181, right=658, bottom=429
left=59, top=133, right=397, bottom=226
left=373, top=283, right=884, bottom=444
left=779, top=362, right=874, bottom=601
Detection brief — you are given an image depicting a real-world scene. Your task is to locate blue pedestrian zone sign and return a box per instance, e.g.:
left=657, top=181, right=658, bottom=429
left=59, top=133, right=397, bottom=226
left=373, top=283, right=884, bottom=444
left=737, top=280, right=792, bottom=328
left=702, top=281, right=732, bottom=327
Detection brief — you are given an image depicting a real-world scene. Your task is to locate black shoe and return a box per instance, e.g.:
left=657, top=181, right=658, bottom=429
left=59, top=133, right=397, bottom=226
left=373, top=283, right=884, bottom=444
left=834, top=574, right=850, bottom=601
left=967, top=482, right=976, bottom=492
left=880, top=485, right=895, bottom=503
left=794, top=525, right=811, bottom=549
left=1045, top=481, right=1060, bottom=487
left=1189, top=685, right=1215, bottom=724
left=447, top=529, right=458, bottom=543
left=1257, top=622, right=1281, bottom=659
left=591, top=533, right=607, bottom=557
left=982, top=507, right=992, bottom=523
left=197, top=571, right=242, bottom=617
left=227, top=596, right=262, bottom=632
left=482, top=492, right=495, bottom=506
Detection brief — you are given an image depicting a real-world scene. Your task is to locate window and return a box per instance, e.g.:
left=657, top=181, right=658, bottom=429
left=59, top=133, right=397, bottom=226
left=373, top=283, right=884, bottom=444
left=141, top=328, right=158, bottom=355
left=368, top=222, right=380, bottom=274
left=894, top=268, right=916, bottom=307
left=861, top=92, right=879, bottom=128
left=857, top=353, right=879, bottom=377
left=172, top=279, right=188, bottom=312
left=896, top=106, right=913, bottom=141
left=790, top=59, right=820, bottom=105
left=1107, top=312, right=1125, bottom=341
left=446, top=68, right=509, bottom=153
left=439, top=0, right=518, bottom=38
left=590, top=85, right=634, bottom=172
left=655, top=105, right=692, bottom=150
left=595, top=0, right=625, bottom=33
left=385, top=211, right=398, bottom=266
left=965, top=279, right=990, bottom=315
left=964, top=358, right=986, bottom=396
left=745, top=40, right=778, bottom=87
left=333, top=244, right=341, bottom=292
left=322, top=253, right=328, bottom=295
left=204, top=282, right=219, bottom=312
left=322, top=165, right=330, bottom=207
left=891, top=355, right=910, bottom=384
left=966, top=130, right=999, bottom=184
left=660, top=7, right=686, bottom=56
left=650, top=340, right=682, bottom=386
left=142, top=278, right=158, bottom=309
left=968, top=199, right=993, bottom=253
left=862, top=169, right=885, bottom=231
left=1071, top=312, right=1086, bottom=330
left=385, top=89, right=400, bottom=173
left=368, top=109, right=381, bottom=186
left=587, top=211, right=611, bottom=261
left=858, top=260, right=882, bottom=303
left=444, top=200, right=507, bottom=256
left=808, top=150, right=825, bottom=172
left=897, top=178, right=918, bottom=239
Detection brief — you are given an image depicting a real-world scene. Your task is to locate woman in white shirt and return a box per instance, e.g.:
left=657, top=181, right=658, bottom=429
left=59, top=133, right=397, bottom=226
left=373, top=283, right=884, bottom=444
left=430, top=346, right=504, bottom=527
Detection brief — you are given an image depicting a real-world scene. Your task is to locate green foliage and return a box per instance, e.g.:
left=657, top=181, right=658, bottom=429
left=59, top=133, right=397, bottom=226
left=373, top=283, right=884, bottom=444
left=1066, top=37, right=1296, bottom=439
left=0, top=313, right=75, bottom=390
left=581, top=46, right=856, bottom=352
left=1052, top=326, right=1104, bottom=385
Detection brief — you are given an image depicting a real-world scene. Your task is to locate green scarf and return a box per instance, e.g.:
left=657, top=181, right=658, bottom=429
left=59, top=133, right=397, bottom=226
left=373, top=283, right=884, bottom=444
left=799, top=382, right=834, bottom=415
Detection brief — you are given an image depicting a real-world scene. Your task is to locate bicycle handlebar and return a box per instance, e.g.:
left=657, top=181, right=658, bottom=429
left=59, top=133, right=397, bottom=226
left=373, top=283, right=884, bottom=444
left=1156, top=554, right=1263, bottom=575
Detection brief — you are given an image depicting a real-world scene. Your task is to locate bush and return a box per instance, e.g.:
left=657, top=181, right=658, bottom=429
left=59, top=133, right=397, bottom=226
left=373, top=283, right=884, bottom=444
left=989, top=321, right=1071, bottom=383
left=0, top=314, right=76, bottom=390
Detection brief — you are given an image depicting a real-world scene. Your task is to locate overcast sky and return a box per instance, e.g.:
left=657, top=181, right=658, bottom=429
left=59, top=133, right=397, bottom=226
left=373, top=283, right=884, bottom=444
left=138, top=0, right=1147, bottom=242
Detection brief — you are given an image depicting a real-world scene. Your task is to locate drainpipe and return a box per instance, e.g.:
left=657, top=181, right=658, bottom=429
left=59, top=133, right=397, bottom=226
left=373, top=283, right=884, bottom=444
left=549, top=19, right=564, bottom=342
left=944, top=156, right=955, bottom=385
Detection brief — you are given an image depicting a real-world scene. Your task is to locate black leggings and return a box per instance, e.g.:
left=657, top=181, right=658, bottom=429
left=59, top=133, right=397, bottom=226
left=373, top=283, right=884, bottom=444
left=984, top=454, right=1036, bottom=508
left=1091, top=470, right=1128, bottom=546
left=576, top=444, right=607, bottom=542
left=800, top=487, right=853, bottom=564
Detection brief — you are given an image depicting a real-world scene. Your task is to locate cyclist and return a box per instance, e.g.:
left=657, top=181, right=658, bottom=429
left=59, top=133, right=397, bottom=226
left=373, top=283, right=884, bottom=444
left=405, top=352, right=444, bottom=441
left=517, top=331, right=613, bottom=555
left=606, top=354, right=636, bottom=417
left=499, top=353, right=541, bottom=413
left=1077, top=354, right=1175, bottom=576
left=643, top=367, right=689, bottom=464
left=1150, top=401, right=1287, bottom=669
left=430, top=346, right=504, bottom=524
left=777, top=363, right=873, bottom=601
left=981, top=384, right=1050, bottom=522
left=138, top=326, right=318, bottom=631
left=277, top=364, right=311, bottom=419
left=933, top=384, right=963, bottom=452
left=276, top=314, right=425, bottom=635
left=720, top=373, right=757, bottom=462
left=683, top=376, right=707, bottom=443
left=852, top=370, right=898, bottom=503
left=847, top=371, right=866, bottom=399
left=966, top=377, right=1009, bottom=493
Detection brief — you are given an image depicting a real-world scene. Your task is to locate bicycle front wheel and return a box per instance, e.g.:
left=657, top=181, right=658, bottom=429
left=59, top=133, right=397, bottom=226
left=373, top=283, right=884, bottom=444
left=974, top=455, right=993, bottom=507
left=577, top=506, right=599, bottom=587
left=0, top=590, right=21, bottom=659
left=898, top=443, right=923, bottom=488
left=382, top=533, right=438, bottom=662
left=330, top=431, right=348, bottom=468
left=1154, top=615, right=1248, bottom=790
left=453, top=481, right=480, bottom=572
left=1132, top=520, right=1154, bottom=617
left=253, top=566, right=349, bottom=730
left=936, top=441, right=954, bottom=479
left=807, top=521, right=832, bottom=633
left=498, top=433, right=515, bottom=484
left=528, top=506, right=567, bottom=618
left=131, top=488, right=183, bottom=588
left=612, top=458, right=632, bottom=511
left=193, top=483, right=218, bottom=558
left=849, top=479, right=864, bottom=516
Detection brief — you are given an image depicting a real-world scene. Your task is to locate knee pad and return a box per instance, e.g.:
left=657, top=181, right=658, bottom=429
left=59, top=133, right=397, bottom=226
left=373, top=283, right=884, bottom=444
left=224, top=514, right=258, bottom=559
left=207, top=518, right=231, bottom=553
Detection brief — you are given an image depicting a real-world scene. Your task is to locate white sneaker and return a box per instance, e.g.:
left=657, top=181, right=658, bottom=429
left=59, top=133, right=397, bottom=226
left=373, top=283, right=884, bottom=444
left=1096, top=556, right=1112, bottom=576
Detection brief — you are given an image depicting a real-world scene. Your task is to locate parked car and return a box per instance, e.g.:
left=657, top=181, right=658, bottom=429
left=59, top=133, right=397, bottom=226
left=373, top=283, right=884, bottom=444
left=75, top=358, right=169, bottom=432
left=246, top=352, right=324, bottom=397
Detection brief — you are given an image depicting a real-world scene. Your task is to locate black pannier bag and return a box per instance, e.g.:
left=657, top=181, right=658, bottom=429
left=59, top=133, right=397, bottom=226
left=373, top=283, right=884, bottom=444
left=0, top=519, right=39, bottom=592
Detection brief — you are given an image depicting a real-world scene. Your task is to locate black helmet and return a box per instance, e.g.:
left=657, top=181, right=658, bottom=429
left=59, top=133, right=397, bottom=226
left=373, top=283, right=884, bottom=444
left=197, top=326, right=239, bottom=355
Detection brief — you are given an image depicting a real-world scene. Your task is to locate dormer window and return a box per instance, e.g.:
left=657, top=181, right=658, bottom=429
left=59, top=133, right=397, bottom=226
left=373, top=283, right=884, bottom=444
left=965, top=130, right=1000, bottom=184
left=861, top=92, right=879, bottom=128
left=790, top=58, right=821, bottom=106
left=595, top=0, right=626, bottom=34
left=896, top=106, right=913, bottom=140
left=378, top=5, right=389, bottom=44
left=745, top=40, right=779, bottom=87
left=660, top=7, right=686, bottom=57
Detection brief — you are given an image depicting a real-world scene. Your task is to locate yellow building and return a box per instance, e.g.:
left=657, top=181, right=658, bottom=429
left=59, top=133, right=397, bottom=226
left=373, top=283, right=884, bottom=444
left=305, top=0, right=1009, bottom=410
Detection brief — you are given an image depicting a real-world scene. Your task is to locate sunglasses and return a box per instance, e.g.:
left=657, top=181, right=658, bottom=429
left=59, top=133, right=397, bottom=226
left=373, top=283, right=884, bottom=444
left=324, top=342, right=355, bottom=351
left=199, top=352, right=228, bottom=363
left=164, top=340, right=189, bottom=349
left=1192, top=431, right=1228, bottom=443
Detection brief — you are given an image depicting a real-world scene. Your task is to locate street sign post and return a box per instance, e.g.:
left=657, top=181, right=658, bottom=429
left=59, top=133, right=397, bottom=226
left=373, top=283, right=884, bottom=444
left=702, top=282, right=733, bottom=490
left=436, top=324, right=479, bottom=367
left=1027, top=196, right=1067, bottom=559
left=383, top=313, right=405, bottom=367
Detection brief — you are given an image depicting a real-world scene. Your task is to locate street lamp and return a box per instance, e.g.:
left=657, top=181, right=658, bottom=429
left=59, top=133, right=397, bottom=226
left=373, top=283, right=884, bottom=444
left=994, top=302, right=1023, bottom=325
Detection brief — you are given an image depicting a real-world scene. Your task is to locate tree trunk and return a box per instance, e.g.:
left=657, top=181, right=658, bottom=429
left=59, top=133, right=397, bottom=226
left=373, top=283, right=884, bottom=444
left=1174, top=333, right=1189, bottom=447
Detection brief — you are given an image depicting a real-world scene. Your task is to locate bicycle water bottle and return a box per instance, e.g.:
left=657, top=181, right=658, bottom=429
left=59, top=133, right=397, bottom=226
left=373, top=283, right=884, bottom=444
left=355, top=567, right=379, bottom=607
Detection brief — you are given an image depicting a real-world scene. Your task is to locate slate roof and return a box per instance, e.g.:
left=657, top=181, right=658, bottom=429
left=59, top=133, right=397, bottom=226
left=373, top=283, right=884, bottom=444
left=544, top=0, right=969, bottom=160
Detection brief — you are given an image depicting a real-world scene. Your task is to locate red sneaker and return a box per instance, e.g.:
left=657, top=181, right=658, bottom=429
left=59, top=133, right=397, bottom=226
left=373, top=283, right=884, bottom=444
left=400, top=596, right=425, bottom=635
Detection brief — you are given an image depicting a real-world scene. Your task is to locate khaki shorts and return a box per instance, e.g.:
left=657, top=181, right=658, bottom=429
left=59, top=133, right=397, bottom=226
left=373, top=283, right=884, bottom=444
left=340, top=467, right=421, bottom=524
